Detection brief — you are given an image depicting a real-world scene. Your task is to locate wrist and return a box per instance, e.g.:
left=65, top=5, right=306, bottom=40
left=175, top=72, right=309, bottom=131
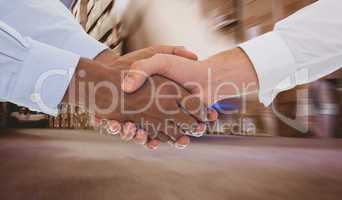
left=207, top=48, right=259, bottom=101
left=62, top=58, right=92, bottom=108
left=62, top=58, right=114, bottom=110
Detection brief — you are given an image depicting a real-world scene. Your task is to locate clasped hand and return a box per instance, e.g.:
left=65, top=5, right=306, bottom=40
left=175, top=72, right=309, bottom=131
left=63, top=46, right=218, bottom=150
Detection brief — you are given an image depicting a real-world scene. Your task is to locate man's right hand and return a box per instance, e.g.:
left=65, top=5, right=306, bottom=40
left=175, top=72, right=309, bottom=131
left=121, top=48, right=259, bottom=106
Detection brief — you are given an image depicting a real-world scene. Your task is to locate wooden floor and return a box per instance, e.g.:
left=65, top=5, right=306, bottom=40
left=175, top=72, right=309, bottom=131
left=0, top=129, right=342, bottom=200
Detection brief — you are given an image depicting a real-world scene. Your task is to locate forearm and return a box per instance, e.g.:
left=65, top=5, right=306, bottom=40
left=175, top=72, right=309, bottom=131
left=205, top=48, right=259, bottom=100
left=63, top=49, right=121, bottom=107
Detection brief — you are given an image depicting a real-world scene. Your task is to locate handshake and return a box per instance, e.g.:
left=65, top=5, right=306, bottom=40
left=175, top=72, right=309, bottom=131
left=62, top=46, right=219, bottom=150
left=62, top=45, right=258, bottom=150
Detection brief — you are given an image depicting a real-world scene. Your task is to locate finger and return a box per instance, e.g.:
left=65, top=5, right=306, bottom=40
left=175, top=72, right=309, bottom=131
left=159, top=124, right=191, bottom=149
left=169, top=98, right=207, bottom=137
left=150, top=45, right=198, bottom=60
left=174, top=135, right=191, bottom=149
left=174, top=48, right=198, bottom=61
left=155, top=132, right=174, bottom=143
left=121, top=122, right=137, bottom=141
left=122, top=54, right=197, bottom=93
left=121, top=60, right=155, bottom=93
left=94, top=116, right=103, bottom=128
left=140, top=125, right=169, bottom=150
left=94, top=117, right=121, bottom=135
left=142, top=126, right=175, bottom=145
left=175, top=121, right=207, bottom=138
left=134, top=129, right=148, bottom=145
left=121, top=55, right=166, bottom=93
left=142, top=123, right=187, bottom=148
left=208, top=108, right=219, bottom=122
left=172, top=115, right=207, bottom=137
left=186, top=123, right=206, bottom=138
left=107, top=120, right=122, bottom=135
left=178, top=95, right=208, bottom=122
left=117, top=46, right=198, bottom=64
left=146, top=139, right=161, bottom=150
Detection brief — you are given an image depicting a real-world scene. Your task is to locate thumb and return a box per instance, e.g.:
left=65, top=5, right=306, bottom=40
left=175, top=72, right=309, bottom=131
left=121, top=68, right=149, bottom=93
left=121, top=54, right=192, bottom=93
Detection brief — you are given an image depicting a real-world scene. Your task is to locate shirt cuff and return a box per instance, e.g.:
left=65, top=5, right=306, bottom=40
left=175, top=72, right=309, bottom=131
left=239, top=32, right=300, bottom=106
left=63, top=32, right=108, bottom=59
left=9, top=38, right=80, bottom=116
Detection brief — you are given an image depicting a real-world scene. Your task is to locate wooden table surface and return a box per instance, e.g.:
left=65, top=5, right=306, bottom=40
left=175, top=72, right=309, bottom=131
left=0, top=129, right=342, bottom=200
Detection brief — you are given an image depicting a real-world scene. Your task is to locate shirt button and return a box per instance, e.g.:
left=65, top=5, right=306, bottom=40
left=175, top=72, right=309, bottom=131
left=30, top=93, right=40, bottom=102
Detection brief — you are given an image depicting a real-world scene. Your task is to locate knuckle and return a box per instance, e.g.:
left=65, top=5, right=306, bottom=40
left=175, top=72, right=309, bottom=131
left=151, top=53, right=164, bottom=60
left=150, top=45, right=171, bottom=51
left=151, top=54, right=169, bottom=72
left=148, top=45, right=163, bottom=54
left=131, top=60, right=143, bottom=70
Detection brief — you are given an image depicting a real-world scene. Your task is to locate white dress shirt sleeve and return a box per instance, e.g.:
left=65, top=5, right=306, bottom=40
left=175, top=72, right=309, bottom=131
left=0, top=21, right=80, bottom=116
left=0, top=0, right=107, bottom=59
left=239, top=0, right=342, bottom=106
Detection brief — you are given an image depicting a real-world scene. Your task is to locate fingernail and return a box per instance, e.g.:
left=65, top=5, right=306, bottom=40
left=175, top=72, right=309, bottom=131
left=128, top=123, right=137, bottom=140
left=192, top=132, right=204, bottom=137
left=108, top=121, right=121, bottom=135
left=121, top=123, right=134, bottom=141
left=122, top=76, right=136, bottom=92
left=94, top=117, right=101, bottom=127
left=175, top=136, right=190, bottom=149
left=175, top=143, right=187, bottom=150
left=146, top=140, right=160, bottom=150
left=134, top=130, right=147, bottom=144
left=208, top=108, right=219, bottom=121
left=190, top=124, right=206, bottom=137
left=147, top=144, right=158, bottom=150
left=196, top=123, right=206, bottom=132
